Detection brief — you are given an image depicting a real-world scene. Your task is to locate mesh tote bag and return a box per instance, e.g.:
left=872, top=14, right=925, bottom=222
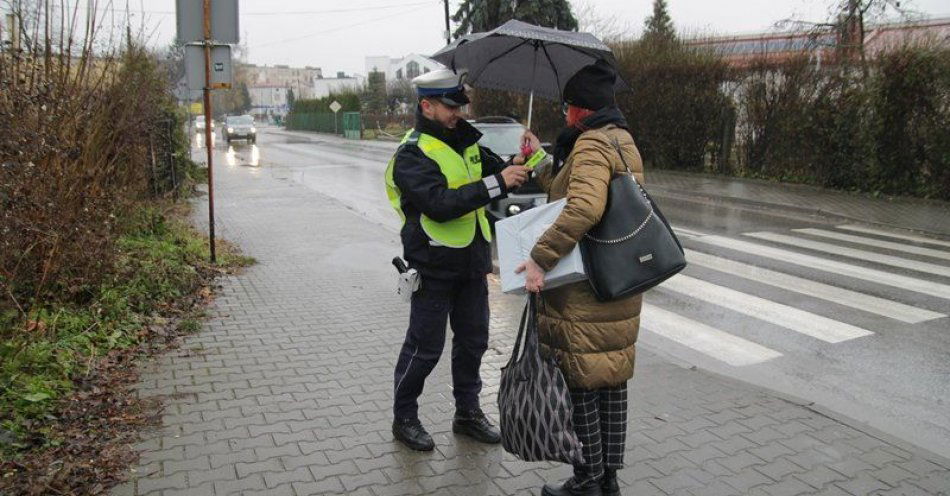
left=497, top=294, right=584, bottom=464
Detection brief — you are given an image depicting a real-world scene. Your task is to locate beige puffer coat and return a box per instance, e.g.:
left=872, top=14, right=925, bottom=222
left=530, top=124, right=645, bottom=390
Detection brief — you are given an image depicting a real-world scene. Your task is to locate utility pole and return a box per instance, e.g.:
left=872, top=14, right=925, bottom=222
left=202, top=0, right=217, bottom=263
left=443, top=0, right=451, bottom=44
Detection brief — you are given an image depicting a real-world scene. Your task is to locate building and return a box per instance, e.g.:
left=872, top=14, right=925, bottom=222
left=686, top=16, right=950, bottom=69
left=364, top=53, right=444, bottom=83
left=248, top=85, right=289, bottom=119
left=312, top=72, right=366, bottom=98
left=243, top=64, right=322, bottom=100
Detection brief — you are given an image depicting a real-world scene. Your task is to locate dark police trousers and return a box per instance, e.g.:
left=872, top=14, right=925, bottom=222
left=393, top=276, right=490, bottom=420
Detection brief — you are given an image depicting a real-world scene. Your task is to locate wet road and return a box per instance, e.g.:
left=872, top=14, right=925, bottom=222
left=198, top=125, right=950, bottom=459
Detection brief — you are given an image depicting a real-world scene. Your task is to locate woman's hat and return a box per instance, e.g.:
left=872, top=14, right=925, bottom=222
left=563, top=59, right=617, bottom=111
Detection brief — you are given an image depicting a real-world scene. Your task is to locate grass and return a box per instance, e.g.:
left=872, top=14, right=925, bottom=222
left=0, top=203, right=253, bottom=457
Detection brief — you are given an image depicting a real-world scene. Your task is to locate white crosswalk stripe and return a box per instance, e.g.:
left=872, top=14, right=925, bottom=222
left=745, top=231, right=950, bottom=278
left=673, top=227, right=705, bottom=238
left=616, top=226, right=948, bottom=369
left=793, top=228, right=950, bottom=262
left=692, top=234, right=950, bottom=300
left=837, top=224, right=950, bottom=249
left=684, top=249, right=945, bottom=324
left=640, top=304, right=782, bottom=366
left=660, top=275, right=874, bottom=343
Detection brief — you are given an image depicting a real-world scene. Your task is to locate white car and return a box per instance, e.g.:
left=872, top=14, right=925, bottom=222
left=223, top=115, right=257, bottom=144
left=470, top=117, right=548, bottom=222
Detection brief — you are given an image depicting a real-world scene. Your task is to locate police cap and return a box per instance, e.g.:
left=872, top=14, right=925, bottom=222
left=412, top=68, right=470, bottom=107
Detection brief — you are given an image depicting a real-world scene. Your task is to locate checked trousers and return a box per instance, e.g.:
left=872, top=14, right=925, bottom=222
left=570, top=383, right=629, bottom=483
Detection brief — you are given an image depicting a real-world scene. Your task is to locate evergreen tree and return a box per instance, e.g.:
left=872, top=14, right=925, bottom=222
left=452, top=0, right=578, bottom=38
left=643, top=0, right=676, bottom=45
left=286, top=88, right=296, bottom=112
left=239, top=83, right=252, bottom=114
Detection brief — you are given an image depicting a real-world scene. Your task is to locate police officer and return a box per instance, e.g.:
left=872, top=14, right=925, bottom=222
left=384, top=68, right=537, bottom=451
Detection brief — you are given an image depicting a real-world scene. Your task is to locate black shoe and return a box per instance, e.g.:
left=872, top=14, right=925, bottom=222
left=542, top=477, right=603, bottom=496
left=601, top=469, right=620, bottom=496
left=452, top=408, right=501, bottom=444
left=392, top=418, right=434, bottom=451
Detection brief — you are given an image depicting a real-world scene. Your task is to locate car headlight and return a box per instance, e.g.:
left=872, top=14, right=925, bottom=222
left=506, top=204, right=522, bottom=216
left=227, top=127, right=234, bottom=133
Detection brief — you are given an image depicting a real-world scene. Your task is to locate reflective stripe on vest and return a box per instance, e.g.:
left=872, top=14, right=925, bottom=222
left=385, top=130, right=493, bottom=248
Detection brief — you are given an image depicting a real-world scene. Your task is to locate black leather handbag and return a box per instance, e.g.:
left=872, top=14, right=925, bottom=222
left=579, top=138, right=687, bottom=301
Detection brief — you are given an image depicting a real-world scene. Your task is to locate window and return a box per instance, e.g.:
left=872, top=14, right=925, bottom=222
left=424, top=67, right=430, bottom=74
left=406, top=61, right=420, bottom=80
left=396, top=68, right=403, bottom=80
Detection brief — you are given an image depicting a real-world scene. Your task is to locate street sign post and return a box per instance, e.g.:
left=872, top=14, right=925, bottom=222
left=330, top=100, right=341, bottom=135
left=176, top=0, right=239, bottom=264
left=176, top=0, right=239, bottom=43
left=185, top=44, right=232, bottom=90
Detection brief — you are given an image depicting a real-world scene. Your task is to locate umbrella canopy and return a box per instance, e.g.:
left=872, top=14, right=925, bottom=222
left=431, top=19, right=625, bottom=103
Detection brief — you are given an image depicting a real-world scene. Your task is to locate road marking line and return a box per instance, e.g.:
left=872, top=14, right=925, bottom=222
left=693, top=235, right=950, bottom=300
left=837, top=225, right=950, bottom=249
left=793, top=228, right=950, bottom=261
left=641, top=304, right=783, bottom=366
left=685, top=249, right=945, bottom=324
left=660, top=275, right=874, bottom=343
left=674, top=226, right=706, bottom=238
left=745, top=231, right=950, bottom=278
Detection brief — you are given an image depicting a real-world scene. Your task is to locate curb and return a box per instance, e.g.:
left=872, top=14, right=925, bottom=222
left=649, top=186, right=950, bottom=239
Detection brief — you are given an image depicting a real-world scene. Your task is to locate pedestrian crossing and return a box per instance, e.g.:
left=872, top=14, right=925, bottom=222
left=641, top=224, right=950, bottom=367
left=744, top=231, right=950, bottom=278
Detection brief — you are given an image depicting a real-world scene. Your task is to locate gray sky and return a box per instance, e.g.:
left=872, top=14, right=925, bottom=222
left=95, top=0, right=949, bottom=75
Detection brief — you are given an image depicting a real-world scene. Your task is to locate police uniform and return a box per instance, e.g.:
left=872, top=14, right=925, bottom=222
left=384, top=69, right=508, bottom=450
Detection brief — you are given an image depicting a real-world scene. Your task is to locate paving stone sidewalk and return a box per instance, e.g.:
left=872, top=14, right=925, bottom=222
left=114, top=156, right=950, bottom=495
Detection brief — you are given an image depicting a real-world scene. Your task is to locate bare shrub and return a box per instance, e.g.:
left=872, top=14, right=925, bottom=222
left=0, top=2, right=189, bottom=317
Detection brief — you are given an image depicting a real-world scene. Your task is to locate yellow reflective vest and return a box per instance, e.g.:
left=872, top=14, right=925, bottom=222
left=385, top=130, right=493, bottom=248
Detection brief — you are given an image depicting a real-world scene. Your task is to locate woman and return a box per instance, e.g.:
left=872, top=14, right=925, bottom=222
left=516, top=59, right=643, bottom=496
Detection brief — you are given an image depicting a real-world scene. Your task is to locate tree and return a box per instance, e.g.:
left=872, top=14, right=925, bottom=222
left=452, top=0, right=578, bottom=38
left=361, top=70, right=389, bottom=113
left=286, top=88, right=296, bottom=112
left=642, top=0, right=676, bottom=45
left=239, top=83, right=252, bottom=114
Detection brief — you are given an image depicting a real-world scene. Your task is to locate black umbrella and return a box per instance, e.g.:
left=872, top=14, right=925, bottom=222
left=431, top=19, right=625, bottom=127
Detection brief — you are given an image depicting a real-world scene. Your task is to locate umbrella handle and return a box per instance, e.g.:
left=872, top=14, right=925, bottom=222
left=527, top=44, right=538, bottom=130
left=527, top=91, right=534, bottom=129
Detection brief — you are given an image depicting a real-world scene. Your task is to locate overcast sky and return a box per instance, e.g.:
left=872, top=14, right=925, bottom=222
left=79, top=0, right=950, bottom=75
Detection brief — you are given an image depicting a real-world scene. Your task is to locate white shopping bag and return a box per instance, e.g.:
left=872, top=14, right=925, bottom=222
left=496, top=198, right=587, bottom=294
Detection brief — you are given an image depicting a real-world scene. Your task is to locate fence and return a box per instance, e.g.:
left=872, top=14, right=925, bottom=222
left=286, top=112, right=362, bottom=139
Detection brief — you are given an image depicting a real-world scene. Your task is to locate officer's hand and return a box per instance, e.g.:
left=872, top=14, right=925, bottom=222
left=515, top=258, right=545, bottom=293
left=501, top=165, right=529, bottom=189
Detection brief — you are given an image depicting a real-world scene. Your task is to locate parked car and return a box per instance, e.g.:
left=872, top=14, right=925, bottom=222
left=223, top=115, right=257, bottom=144
left=470, top=116, right=548, bottom=223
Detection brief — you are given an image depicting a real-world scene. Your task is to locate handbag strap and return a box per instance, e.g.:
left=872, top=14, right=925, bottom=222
left=505, top=296, right=531, bottom=368
left=582, top=138, right=656, bottom=245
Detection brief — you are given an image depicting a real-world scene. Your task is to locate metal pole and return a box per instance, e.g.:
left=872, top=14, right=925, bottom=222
left=203, top=0, right=217, bottom=264
left=527, top=45, right=538, bottom=129
left=443, top=0, right=451, bottom=45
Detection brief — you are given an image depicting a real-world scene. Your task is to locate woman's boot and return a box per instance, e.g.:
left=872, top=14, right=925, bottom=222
left=601, top=468, right=620, bottom=496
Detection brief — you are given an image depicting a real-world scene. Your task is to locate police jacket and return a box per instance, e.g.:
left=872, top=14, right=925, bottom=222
left=392, top=111, right=510, bottom=280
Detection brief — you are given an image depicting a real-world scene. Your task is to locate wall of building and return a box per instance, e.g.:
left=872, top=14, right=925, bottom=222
left=243, top=64, right=322, bottom=100
left=312, top=76, right=366, bottom=98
